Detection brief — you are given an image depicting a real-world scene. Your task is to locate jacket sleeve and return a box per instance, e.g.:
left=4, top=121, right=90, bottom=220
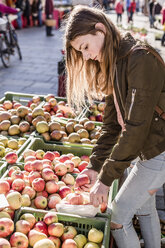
left=87, top=94, right=121, bottom=173
left=98, top=50, right=165, bottom=186
left=0, top=4, right=18, bottom=14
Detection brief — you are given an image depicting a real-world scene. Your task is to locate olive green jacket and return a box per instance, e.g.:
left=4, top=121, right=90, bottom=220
left=87, top=33, right=165, bottom=186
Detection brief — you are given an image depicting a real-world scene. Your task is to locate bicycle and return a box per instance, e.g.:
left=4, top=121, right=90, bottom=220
left=0, top=14, right=22, bottom=68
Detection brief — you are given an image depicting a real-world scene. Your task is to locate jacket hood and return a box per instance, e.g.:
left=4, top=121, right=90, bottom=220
left=117, top=32, right=137, bottom=62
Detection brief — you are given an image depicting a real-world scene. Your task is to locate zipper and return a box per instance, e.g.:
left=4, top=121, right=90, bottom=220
left=128, top=89, right=136, bottom=120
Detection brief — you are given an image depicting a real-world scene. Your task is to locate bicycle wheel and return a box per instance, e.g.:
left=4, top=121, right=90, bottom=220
left=0, top=37, right=10, bottom=68
left=15, top=42, right=22, bottom=60
left=11, top=30, right=22, bottom=60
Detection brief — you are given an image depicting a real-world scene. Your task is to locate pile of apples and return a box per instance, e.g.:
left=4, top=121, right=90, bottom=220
left=1, top=148, right=91, bottom=211
left=87, top=102, right=105, bottom=123
left=42, top=94, right=77, bottom=119
left=36, top=118, right=102, bottom=145
left=0, top=211, right=104, bottom=248
left=0, top=135, right=27, bottom=160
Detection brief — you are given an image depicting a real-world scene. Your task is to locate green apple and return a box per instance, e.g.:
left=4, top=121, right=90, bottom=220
left=84, top=242, right=100, bottom=248
left=88, top=228, right=103, bottom=243
left=74, top=234, right=87, bottom=248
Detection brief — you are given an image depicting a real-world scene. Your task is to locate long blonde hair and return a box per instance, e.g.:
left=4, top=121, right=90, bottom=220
left=64, top=5, right=121, bottom=110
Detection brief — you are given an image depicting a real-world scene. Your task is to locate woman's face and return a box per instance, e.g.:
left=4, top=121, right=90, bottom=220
left=71, top=31, right=105, bottom=62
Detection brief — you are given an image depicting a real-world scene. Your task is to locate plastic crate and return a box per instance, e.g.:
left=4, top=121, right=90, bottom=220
left=17, top=138, right=92, bottom=163
left=0, top=91, right=45, bottom=106
left=15, top=207, right=110, bottom=248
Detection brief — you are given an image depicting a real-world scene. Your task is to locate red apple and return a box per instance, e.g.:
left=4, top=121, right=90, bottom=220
left=28, top=171, right=41, bottom=185
left=61, top=226, right=77, bottom=241
left=78, top=161, right=88, bottom=172
left=0, top=238, right=11, bottom=248
left=48, top=194, right=61, bottom=209
left=45, top=180, right=59, bottom=194
left=41, top=168, right=55, bottom=181
left=10, top=232, right=28, bottom=248
left=24, top=155, right=36, bottom=163
left=24, top=161, right=33, bottom=172
left=59, top=155, right=70, bottom=163
left=62, top=239, right=77, bottom=248
left=0, top=180, right=10, bottom=194
left=12, top=178, right=25, bottom=192
left=100, top=202, right=107, bottom=213
left=34, top=221, right=48, bottom=235
left=35, top=150, right=45, bottom=160
left=3, top=208, right=15, bottom=219
left=34, top=196, right=47, bottom=209
left=54, top=163, right=67, bottom=176
left=3, top=100, right=12, bottom=110
left=43, top=212, right=58, bottom=225
left=36, top=190, right=48, bottom=198
left=20, top=213, right=36, bottom=229
left=22, top=186, right=36, bottom=199
left=28, top=229, right=47, bottom=247
left=2, top=177, right=13, bottom=187
left=53, top=151, right=60, bottom=158
left=23, top=149, right=36, bottom=159
left=72, top=168, right=80, bottom=174
left=43, top=151, right=55, bottom=161
left=80, top=155, right=90, bottom=162
left=8, top=166, right=21, bottom=177
left=49, top=236, right=61, bottom=248
left=31, top=160, right=43, bottom=171
left=71, top=157, right=81, bottom=167
left=75, top=174, right=90, bottom=187
left=64, top=160, right=74, bottom=173
left=59, top=186, right=72, bottom=199
left=32, top=178, right=45, bottom=192
left=43, top=102, right=51, bottom=112
left=48, top=223, right=64, bottom=237
left=0, top=218, right=14, bottom=238
left=61, top=174, right=75, bottom=185
left=16, top=220, right=31, bottom=234
left=5, top=152, right=18, bottom=164
left=11, top=170, right=24, bottom=180
left=66, top=193, right=84, bottom=205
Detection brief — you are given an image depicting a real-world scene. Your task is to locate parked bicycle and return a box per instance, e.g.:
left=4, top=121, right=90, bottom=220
left=0, top=14, right=22, bottom=68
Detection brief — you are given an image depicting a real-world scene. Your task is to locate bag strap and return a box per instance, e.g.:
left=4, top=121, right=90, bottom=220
left=128, top=46, right=165, bottom=120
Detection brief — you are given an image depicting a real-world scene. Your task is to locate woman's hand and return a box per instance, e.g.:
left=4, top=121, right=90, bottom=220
left=90, top=179, right=109, bottom=207
left=75, top=168, right=98, bottom=192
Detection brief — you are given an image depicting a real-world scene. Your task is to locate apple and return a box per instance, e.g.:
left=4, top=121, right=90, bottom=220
left=3, top=100, right=12, bottom=110
left=42, top=158, right=53, bottom=166
left=36, top=190, right=48, bottom=198
left=0, top=238, right=11, bottom=248
left=34, top=196, right=47, bottom=209
left=66, top=193, right=84, bottom=205
left=43, top=151, right=55, bottom=161
left=0, top=218, right=14, bottom=238
left=49, top=98, right=57, bottom=107
left=48, top=223, right=64, bottom=237
left=3, top=208, right=14, bottom=220
left=96, top=114, right=103, bottom=122
left=28, top=229, right=47, bottom=247
left=41, top=168, right=55, bottom=181
left=53, top=151, right=60, bottom=158
left=32, top=178, right=45, bottom=192
left=6, top=191, right=22, bottom=210
left=20, top=213, right=36, bottom=229
left=45, top=94, right=55, bottom=102
left=88, top=228, right=103, bottom=243
left=97, top=102, right=105, bottom=112
left=89, top=116, right=96, bottom=121
left=49, top=236, right=61, bottom=248
left=71, top=157, right=81, bottom=167
left=72, top=168, right=80, bottom=173
left=100, top=202, right=107, bottom=213
left=59, top=155, right=70, bottom=163
left=64, top=161, right=74, bottom=173
left=61, top=174, right=75, bottom=185
left=84, top=242, right=100, bottom=248
left=48, top=194, right=61, bottom=209
left=22, top=186, right=36, bottom=199
left=0, top=211, right=11, bottom=219
left=2, top=177, right=13, bottom=187
left=57, top=181, right=66, bottom=189
left=62, top=239, right=77, bottom=248
left=24, top=161, right=33, bottom=172
left=16, top=220, right=31, bottom=234
left=61, top=226, right=77, bottom=241
left=45, top=180, right=59, bottom=194
left=28, top=171, right=41, bottom=185
left=43, top=212, right=58, bottom=225
left=35, top=150, right=45, bottom=160
left=74, top=234, right=87, bottom=248
left=0, top=181, right=10, bottom=194
left=24, top=155, right=36, bottom=163
left=54, top=163, right=67, bottom=176
left=59, top=186, right=72, bottom=199
left=5, top=152, right=18, bottom=164
left=33, top=238, right=55, bottom=248
left=77, top=161, right=88, bottom=172
left=12, top=178, right=25, bottom=192
left=21, top=194, right=31, bottom=207
left=31, top=160, right=43, bottom=171
left=11, top=170, right=24, bottom=180
left=75, top=175, right=90, bottom=187
left=43, top=102, right=51, bottom=112
left=8, top=166, right=21, bottom=177
left=34, top=221, right=48, bottom=235
left=80, top=155, right=90, bottom=163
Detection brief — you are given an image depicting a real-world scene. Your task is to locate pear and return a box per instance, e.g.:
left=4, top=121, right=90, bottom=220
left=7, top=139, right=19, bottom=150
left=49, top=122, right=61, bottom=132
left=32, top=107, right=45, bottom=118
left=68, top=133, right=81, bottom=143
left=8, top=125, right=20, bottom=136
left=32, top=116, right=46, bottom=127
left=77, top=129, right=89, bottom=139
left=10, top=115, right=21, bottom=125
left=36, top=121, right=49, bottom=133
left=16, top=106, right=29, bottom=118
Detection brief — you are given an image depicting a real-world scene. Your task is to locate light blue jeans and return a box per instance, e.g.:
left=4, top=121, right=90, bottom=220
left=111, top=151, right=165, bottom=248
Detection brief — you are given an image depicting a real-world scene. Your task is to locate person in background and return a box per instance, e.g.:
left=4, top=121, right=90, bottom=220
left=115, top=0, right=124, bottom=24
left=128, top=0, right=136, bottom=22
left=15, top=0, right=25, bottom=28
left=64, top=6, right=165, bottom=248
left=31, top=0, right=38, bottom=26
left=149, top=0, right=156, bottom=28
left=0, top=2, right=18, bottom=15
left=45, top=0, right=54, bottom=36
left=37, top=0, right=42, bottom=26
left=23, top=0, right=30, bottom=27
left=161, top=3, right=165, bottom=46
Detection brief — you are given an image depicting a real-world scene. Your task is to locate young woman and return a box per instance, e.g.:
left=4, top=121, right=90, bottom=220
left=64, top=5, right=165, bottom=248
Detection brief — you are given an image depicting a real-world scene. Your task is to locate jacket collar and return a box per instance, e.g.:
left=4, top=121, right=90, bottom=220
left=117, top=32, right=137, bottom=62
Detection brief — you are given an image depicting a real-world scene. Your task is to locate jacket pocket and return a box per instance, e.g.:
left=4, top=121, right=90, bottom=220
left=128, top=88, right=136, bottom=120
